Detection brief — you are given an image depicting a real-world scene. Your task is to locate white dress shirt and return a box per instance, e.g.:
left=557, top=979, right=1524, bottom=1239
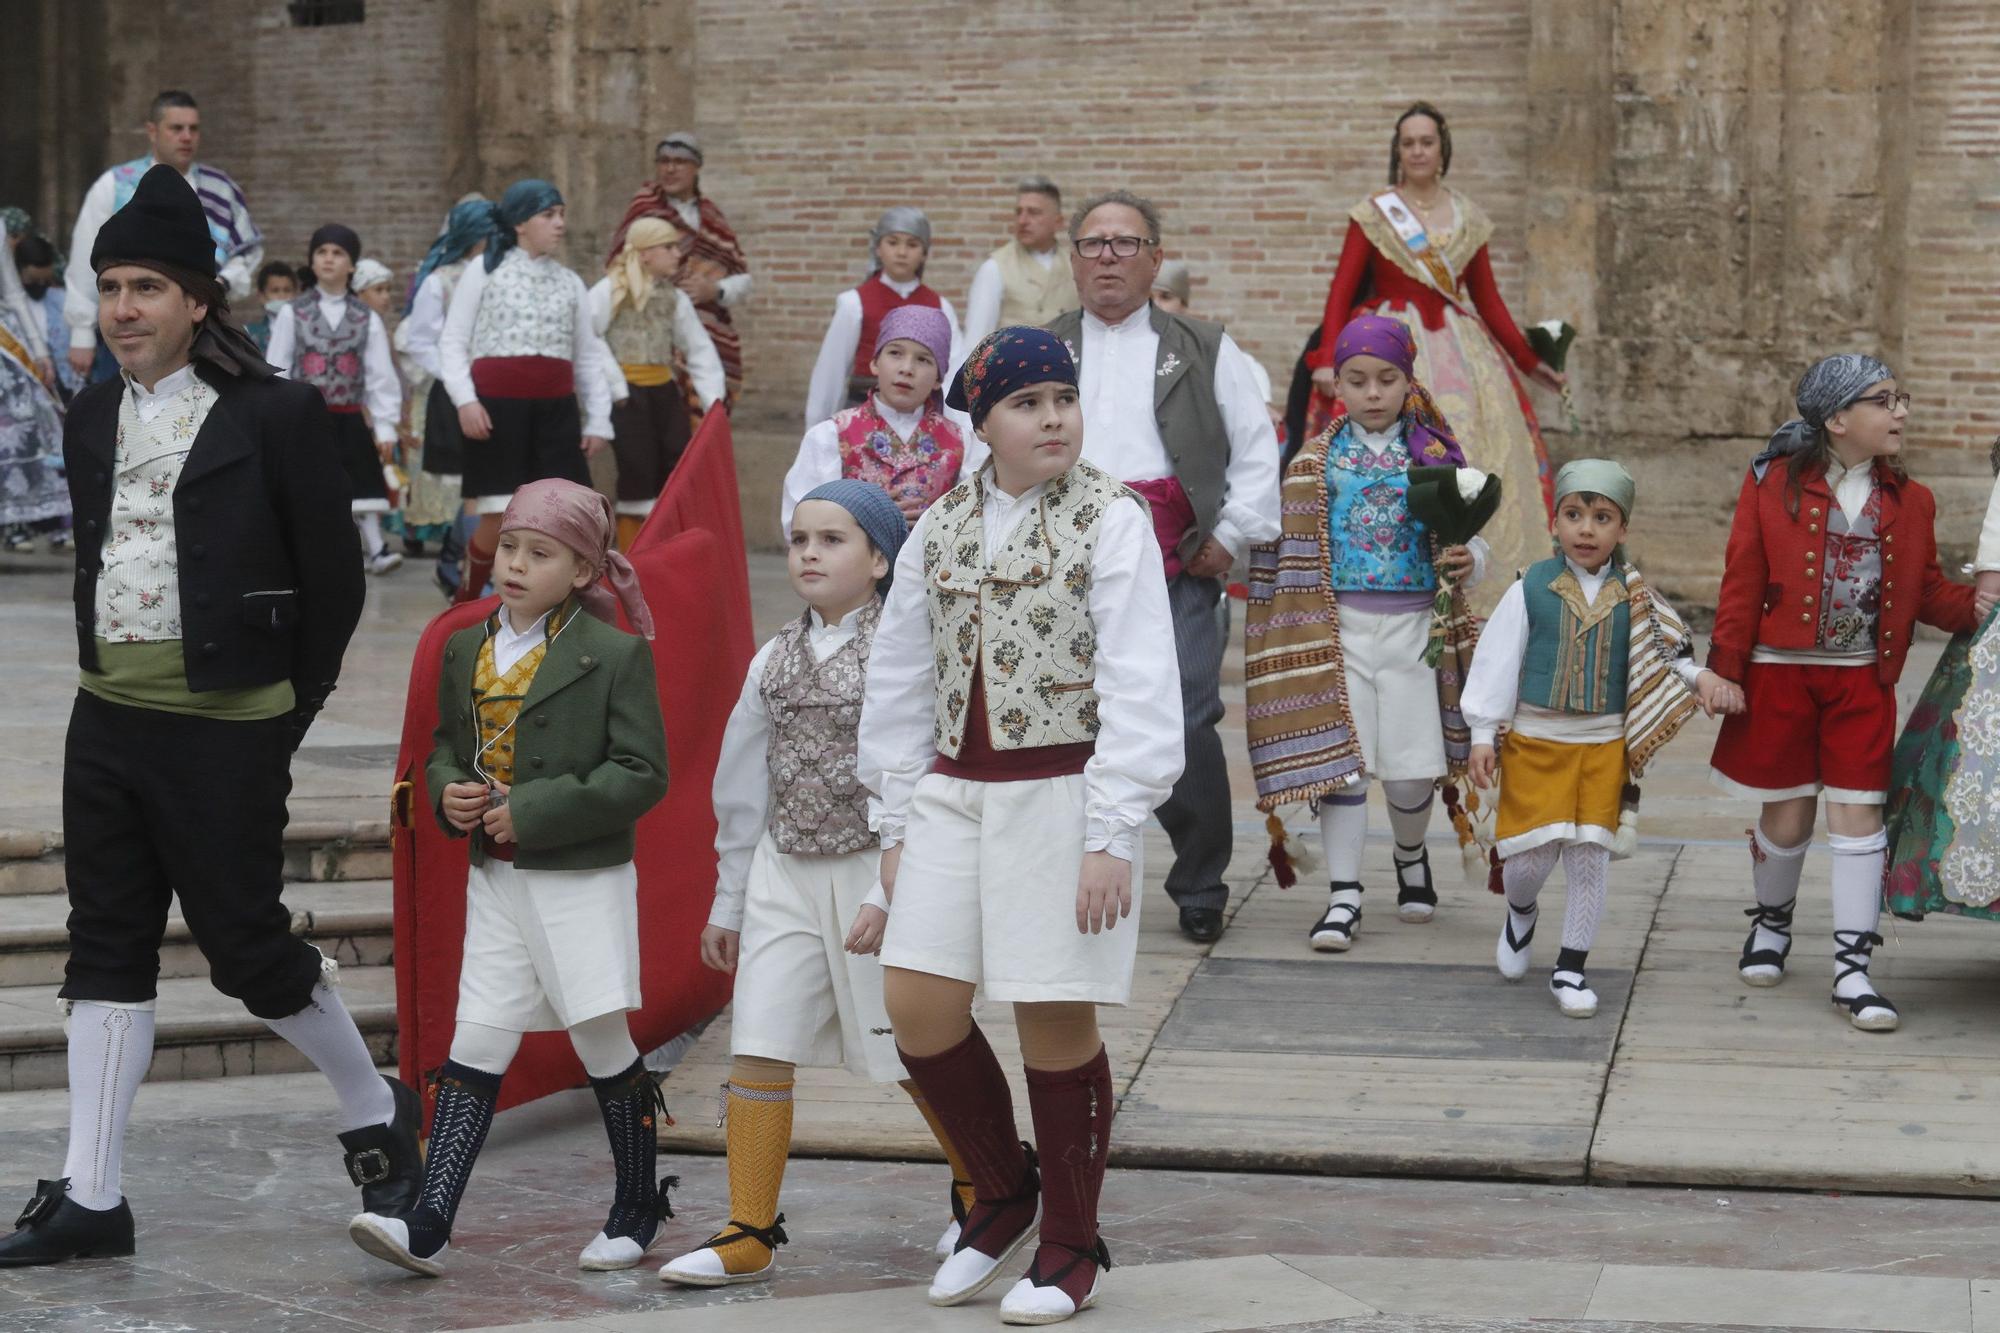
left=962, top=248, right=1060, bottom=347
left=1978, top=474, right=2000, bottom=574
left=1750, top=456, right=1877, bottom=667
left=1463, top=556, right=1707, bottom=746
left=858, top=476, right=1186, bottom=861
left=803, top=277, right=965, bottom=429
left=126, top=363, right=202, bottom=424
left=493, top=606, right=553, bottom=675
left=1075, top=303, right=1281, bottom=559
left=663, top=194, right=753, bottom=308
left=584, top=277, right=727, bottom=410
left=265, top=291, right=403, bottom=444
left=398, top=269, right=454, bottom=383
left=438, top=254, right=615, bottom=440
left=65, top=160, right=262, bottom=351
left=777, top=399, right=988, bottom=538
left=710, top=607, right=890, bottom=932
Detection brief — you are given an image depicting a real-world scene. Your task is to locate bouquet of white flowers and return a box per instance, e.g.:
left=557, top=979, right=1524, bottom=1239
left=1527, top=318, right=1580, bottom=433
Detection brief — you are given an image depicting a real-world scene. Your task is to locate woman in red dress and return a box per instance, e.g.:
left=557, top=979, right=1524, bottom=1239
left=1303, top=102, right=1565, bottom=608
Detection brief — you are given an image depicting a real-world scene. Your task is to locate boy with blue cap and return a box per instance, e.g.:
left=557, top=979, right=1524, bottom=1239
left=661, top=478, right=974, bottom=1287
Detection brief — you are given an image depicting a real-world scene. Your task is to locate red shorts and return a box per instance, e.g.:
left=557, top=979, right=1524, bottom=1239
left=1709, top=661, right=1895, bottom=803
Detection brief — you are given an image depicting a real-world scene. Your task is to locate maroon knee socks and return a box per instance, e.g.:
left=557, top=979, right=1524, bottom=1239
left=1023, top=1045, right=1114, bottom=1305
left=897, top=1026, right=1038, bottom=1258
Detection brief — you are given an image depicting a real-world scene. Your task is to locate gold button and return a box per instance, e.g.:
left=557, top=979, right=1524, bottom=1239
left=1884, top=648, right=1895, bottom=658
left=1800, top=613, right=1812, bottom=622
left=1803, top=595, right=1813, bottom=605
left=1883, top=533, right=1893, bottom=544
left=1808, top=523, right=1818, bottom=533
left=1884, top=629, right=1894, bottom=638
left=940, top=569, right=952, bottom=580
left=1883, top=600, right=1893, bottom=610
left=1810, top=507, right=1821, bottom=516
left=1029, top=565, right=1044, bottom=578
left=1885, top=553, right=1895, bottom=563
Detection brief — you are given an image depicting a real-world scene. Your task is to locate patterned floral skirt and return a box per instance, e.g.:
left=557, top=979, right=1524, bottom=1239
left=0, top=339, right=65, bottom=528
left=1883, top=608, right=2000, bottom=922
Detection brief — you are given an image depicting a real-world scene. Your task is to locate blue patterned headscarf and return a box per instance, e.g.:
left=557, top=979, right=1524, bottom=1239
left=1751, top=353, right=1895, bottom=481
left=484, top=179, right=565, bottom=272
left=946, top=326, right=1077, bottom=427
left=406, top=198, right=499, bottom=313
left=799, top=479, right=907, bottom=590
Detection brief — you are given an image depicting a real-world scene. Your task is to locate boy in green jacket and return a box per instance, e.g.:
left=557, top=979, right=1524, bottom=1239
left=350, top=479, right=670, bottom=1278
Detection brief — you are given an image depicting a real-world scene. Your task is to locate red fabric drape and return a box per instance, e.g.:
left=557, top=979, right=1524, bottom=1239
left=392, top=411, right=753, bottom=1117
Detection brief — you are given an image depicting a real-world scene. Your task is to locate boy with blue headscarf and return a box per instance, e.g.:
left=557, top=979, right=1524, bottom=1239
left=438, top=179, right=617, bottom=603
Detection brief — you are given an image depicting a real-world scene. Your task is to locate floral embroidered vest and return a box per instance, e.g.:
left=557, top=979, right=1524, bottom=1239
left=922, top=462, right=1134, bottom=755
left=760, top=601, right=879, bottom=855
left=95, top=377, right=218, bottom=642
left=472, top=249, right=578, bottom=361
left=289, top=290, right=368, bottom=408
left=604, top=290, right=680, bottom=371
left=1323, top=423, right=1436, bottom=593
left=1818, top=486, right=1884, bottom=652
left=834, top=395, right=965, bottom=519
left=1519, top=557, right=1631, bottom=715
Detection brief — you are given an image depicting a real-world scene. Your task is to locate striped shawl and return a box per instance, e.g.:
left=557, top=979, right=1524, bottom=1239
left=1621, top=564, right=1700, bottom=778
left=1244, top=419, right=1481, bottom=812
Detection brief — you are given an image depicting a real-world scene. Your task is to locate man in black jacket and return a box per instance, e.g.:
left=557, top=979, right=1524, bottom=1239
left=0, top=166, right=423, bottom=1266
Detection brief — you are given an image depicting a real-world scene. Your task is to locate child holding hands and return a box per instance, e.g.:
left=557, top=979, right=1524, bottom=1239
left=658, top=478, right=974, bottom=1288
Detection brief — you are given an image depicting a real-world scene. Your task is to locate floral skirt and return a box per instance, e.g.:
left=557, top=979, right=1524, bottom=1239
left=0, top=343, right=65, bottom=527
left=1883, top=608, right=2000, bottom=922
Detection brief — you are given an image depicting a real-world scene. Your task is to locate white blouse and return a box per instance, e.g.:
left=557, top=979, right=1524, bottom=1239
left=803, top=276, right=964, bottom=429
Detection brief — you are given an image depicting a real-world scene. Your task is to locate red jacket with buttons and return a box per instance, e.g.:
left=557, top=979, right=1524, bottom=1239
left=1708, top=455, right=1975, bottom=686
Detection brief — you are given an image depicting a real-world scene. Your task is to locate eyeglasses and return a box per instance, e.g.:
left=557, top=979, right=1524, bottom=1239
left=1072, top=235, right=1153, bottom=260
left=1853, top=391, right=1912, bottom=413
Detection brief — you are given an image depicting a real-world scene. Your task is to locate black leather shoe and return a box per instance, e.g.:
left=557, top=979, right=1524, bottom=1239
left=1178, top=906, right=1225, bottom=943
left=339, top=1077, right=425, bottom=1215
left=0, top=1179, right=135, bottom=1266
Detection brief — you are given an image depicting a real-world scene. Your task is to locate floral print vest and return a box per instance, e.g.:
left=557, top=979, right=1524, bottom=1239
left=289, top=290, right=368, bottom=408
left=471, top=249, right=578, bottom=361
left=834, top=395, right=965, bottom=520
left=1819, top=485, right=1884, bottom=653
left=1323, top=422, right=1437, bottom=594
left=95, top=376, right=218, bottom=642
left=760, top=601, right=879, bottom=855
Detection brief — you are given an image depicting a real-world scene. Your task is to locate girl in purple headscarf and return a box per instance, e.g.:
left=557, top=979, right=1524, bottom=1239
left=1243, top=313, right=1498, bottom=953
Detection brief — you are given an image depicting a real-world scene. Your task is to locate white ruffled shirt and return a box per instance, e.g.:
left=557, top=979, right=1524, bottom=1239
left=858, top=477, right=1185, bottom=861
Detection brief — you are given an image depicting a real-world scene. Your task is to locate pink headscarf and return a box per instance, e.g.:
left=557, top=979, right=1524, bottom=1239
left=498, top=479, right=656, bottom=640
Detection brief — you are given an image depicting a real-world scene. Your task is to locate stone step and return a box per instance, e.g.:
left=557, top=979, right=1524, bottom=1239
left=0, top=880, right=393, bottom=988
left=0, top=817, right=394, bottom=895
left=0, top=964, right=398, bottom=1093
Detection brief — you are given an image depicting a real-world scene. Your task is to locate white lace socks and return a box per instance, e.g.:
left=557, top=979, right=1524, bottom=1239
left=61, top=1001, right=156, bottom=1211
left=263, top=979, right=396, bottom=1133
left=1317, top=795, right=1369, bottom=884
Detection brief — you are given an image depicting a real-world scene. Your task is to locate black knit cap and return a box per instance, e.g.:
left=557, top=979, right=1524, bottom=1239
left=308, top=223, right=361, bottom=266
left=91, top=164, right=216, bottom=279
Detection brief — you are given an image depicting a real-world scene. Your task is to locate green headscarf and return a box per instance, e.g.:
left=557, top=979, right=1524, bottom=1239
left=1552, top=458, right=1635, bottom=519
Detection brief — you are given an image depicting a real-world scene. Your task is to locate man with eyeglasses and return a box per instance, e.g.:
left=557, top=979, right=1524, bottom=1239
left=606, top=132, right=752, bottom=402
left=1047, top=190, right=1281, bottom=944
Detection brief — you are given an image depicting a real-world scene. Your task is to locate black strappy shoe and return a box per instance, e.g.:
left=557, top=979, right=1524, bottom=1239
left=1739, top=898, right=1795, bottom=987
left=656, top=1214, right=788, bottom=1287
left=1309, top=884, right=1363, bottom=953
left=1830, top=930, right=1899, bottom=1032
left=1001, top=1237, right=1113, bottom=1324
left=1395, top=850, right=1438, bottom=922
left=929, top=1146, right=1041, bottom=1307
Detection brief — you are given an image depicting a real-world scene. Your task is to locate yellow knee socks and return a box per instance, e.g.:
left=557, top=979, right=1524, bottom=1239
left=615, top=514, right=644, bottom=552
left=902, top=1079, right=976, bottom=1219
left=709, top=1078, right=794, bottom=1274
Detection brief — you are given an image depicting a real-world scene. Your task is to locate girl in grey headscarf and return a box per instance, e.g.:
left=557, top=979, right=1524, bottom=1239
left=1708, top=352, right=1985, bottom=1034
left=801, top=206, right=964, bottom=429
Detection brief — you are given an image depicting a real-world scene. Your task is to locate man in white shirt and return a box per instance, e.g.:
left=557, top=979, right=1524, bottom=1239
left=1045, top=190, right=1283, bottom=943
left=963, top=176, right=1074, bottom=345
left=63, top=91, right=262, bottom=385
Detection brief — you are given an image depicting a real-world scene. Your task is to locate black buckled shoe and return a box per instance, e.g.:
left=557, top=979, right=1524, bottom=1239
left=1178, top=906, right=1225, bottom=943
left=339, top=1077, right=424, bottom=1215
left=0, top=1179, right=135, bottom=1266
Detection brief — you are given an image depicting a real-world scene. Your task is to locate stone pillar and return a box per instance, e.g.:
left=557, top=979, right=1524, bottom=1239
left=1524, top=0, right=1918, bottom=605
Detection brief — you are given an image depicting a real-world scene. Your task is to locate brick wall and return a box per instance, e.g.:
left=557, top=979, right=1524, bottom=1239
left=690, top=0, right=1540, bottom=540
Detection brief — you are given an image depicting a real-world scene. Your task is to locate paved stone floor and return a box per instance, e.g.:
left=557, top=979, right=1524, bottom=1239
left=6, top=550, right=2000, bottom=1330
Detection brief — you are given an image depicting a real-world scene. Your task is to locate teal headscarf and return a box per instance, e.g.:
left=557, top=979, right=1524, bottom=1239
left=1551, top=458, right=1635, bottom=564
left=484, top=179, right=564, bottom=272
left=406, top=198, right=499, bottom=313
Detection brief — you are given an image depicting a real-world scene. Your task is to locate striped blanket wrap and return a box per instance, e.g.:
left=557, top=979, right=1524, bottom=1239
left=1618, top=564, right=1701, bottom=780
left=1243, top=419, right=1481, bottom=813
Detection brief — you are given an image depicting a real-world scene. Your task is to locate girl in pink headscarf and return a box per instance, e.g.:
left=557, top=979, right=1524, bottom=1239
left=350, top=478, right=674, bottom=1278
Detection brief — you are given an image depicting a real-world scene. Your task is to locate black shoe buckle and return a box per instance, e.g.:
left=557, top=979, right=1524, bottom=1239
left=345, top=1148, right=393, bottom=1187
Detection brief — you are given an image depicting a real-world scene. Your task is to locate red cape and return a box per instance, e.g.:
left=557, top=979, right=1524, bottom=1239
left=390, top=412, right=751, bottom=1117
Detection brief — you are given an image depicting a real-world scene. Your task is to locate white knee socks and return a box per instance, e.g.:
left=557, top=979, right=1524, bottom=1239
left=262, top=976, right=396, bottom=1133
left=1558, top=843, right=1610, bottom=954
left=449, top=1021, right=524, bottom=1076
left=1382, top=779, right=1435, bottom=860
left=356, top=512, right=386, bottom=558
left=61, top=1001, right=156, bottom=1211
left=567, top=1012, right=641, bottom=1080
left=1318, top=793, right=1370, bottom=884
left=1828, top=829, right=1888, bottom=1002
left=1750, top=826, right=1809, bottom=955
left=1501, top=841, right=1561, bottom=938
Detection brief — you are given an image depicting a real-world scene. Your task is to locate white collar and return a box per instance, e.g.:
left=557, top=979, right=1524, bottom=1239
left=125, top=362, right=199, bottom=407
left=1564, top=555, right=1617, bottom=599
left=1352, top=421, right=1402, bottom=448
left=873, top=396, right=925, bottom=436
left=809, top=604, right=866, bottom=633
left=1082, top=303, right=1152, bottom=336
left=498, top=606, right=553, bottom=645
left=985, top=474, right=1049, bottom=508
left=879, top=273, right=921, bottom=298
